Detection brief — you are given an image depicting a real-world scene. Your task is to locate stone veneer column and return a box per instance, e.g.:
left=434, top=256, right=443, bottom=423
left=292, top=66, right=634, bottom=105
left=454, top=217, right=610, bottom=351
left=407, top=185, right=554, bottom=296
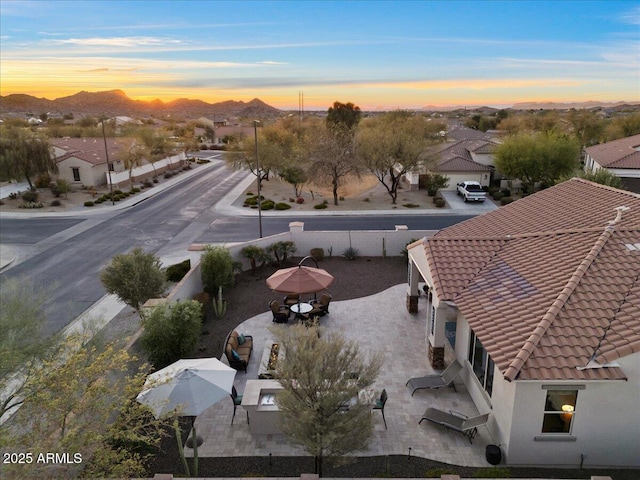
left=428, top=341, right=445, bottom=369
left=406, top=293, right=418, bottom=313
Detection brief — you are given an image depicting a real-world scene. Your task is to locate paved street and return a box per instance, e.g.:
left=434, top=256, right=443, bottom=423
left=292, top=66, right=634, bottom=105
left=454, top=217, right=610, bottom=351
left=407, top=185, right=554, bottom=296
left=0, top=157, right=492, bottom=335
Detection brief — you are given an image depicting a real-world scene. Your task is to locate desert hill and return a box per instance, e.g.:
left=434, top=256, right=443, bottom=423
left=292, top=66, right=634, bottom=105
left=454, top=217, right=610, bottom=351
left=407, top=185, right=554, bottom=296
left=0, top=89, right=281, bottom=118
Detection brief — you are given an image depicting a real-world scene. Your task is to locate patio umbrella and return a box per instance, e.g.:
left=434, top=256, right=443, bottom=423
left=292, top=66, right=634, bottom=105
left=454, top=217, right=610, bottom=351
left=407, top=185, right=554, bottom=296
left=136, top=357, right=236, bottom=418
left=266, top=264, right=334, bottom=295
left=136, top=357, right=236, bottom=476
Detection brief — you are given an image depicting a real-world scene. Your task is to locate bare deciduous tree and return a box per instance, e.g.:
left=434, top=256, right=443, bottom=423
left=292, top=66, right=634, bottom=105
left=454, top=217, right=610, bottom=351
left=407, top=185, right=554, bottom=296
left=356, top=111, right=442, bottom=204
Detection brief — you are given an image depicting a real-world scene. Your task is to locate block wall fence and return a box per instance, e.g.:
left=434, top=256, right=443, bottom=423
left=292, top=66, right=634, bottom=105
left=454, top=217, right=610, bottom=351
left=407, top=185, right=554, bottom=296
left=166, top=222, right=435, bottom=301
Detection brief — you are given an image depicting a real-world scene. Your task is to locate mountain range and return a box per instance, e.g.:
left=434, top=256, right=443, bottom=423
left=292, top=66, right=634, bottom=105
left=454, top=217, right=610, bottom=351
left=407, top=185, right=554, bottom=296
left=0, top=89, right=281, bottom=118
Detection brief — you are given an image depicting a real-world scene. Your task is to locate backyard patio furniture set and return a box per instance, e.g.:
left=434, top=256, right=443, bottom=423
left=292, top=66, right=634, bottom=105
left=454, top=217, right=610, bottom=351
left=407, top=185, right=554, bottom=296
left=270, top=293, right=332, bottom=324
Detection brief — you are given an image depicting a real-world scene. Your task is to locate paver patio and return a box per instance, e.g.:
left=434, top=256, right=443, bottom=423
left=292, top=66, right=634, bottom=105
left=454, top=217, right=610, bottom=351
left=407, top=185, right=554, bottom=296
left=191, top=284, right=495, bottom=467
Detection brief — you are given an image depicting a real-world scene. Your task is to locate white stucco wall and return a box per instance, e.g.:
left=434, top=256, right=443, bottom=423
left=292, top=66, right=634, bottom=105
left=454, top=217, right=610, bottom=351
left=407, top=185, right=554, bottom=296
left=504, top=354, right=640, bottom=467
left=469, top=151, right=494, bottom=167
left=454, top=313, right=640, bottom=467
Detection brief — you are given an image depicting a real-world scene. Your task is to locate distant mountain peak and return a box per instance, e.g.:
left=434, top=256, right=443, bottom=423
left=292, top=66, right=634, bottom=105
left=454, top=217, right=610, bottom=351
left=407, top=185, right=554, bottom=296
left=0, top=89, right=281, bottom=117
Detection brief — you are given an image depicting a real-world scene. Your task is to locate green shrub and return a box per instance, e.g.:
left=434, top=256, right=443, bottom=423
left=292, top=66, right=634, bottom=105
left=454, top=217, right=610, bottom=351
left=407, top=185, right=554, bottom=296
left=100, top=247, right=167, bottom=312
left=165, top=259, right=191, bottom=282
left=191, top=292, right=211, bottom=320
left=260, top=199, right=275, bottom=210
left=50, top=200, right=62, bottom=207
left=21, top=191, right=39, bottom=203
left=141, top=300, right=203, bottom=368
left=246, top=192, right=254, bottom=196
left=425, top=468, right=456, bottom=477
left=492, top=191, right=505, bottom=201
left=94, top=198, right=104, bottom=204
left=500, top=188, right=511, bottom=196
left=275, top=202, right=291, bottom=210
left=500, top=196, right=514, bottom=206
left=130, top=187, right=140, bottom=193
left=269, top=241, right=296, bottom=266
left=244, top=196, right=258, bottom=206
left=84, top=201, right=95, bottom=207
left=434, top=198, right=446, bottom=208
left=314, top=203, right=328, bottom=209
left=113, top=189, right=123, bottom=195
left=473, top=467, right=511, bottom=478
left=403, top=203, right=420, bottom=208
left=200, top=245, right=236, bottom=295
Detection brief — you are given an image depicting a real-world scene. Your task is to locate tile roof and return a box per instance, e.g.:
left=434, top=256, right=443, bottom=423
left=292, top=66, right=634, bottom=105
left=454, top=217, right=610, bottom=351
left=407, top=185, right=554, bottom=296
left=52, top=137, right=124, bottom=166
left=416, top=178, right=640, bottom=382
left=430, top=140, right=494, bottom=173
left=584, top=134, right=640, bottom=169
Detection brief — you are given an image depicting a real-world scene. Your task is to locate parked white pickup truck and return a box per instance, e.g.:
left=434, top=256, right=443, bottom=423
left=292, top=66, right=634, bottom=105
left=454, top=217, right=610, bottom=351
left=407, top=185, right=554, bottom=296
left=456, top=181, right=486, bottom=202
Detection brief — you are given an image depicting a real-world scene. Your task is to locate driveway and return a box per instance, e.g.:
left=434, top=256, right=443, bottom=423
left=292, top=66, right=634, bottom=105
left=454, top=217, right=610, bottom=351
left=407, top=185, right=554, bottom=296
left=440, top=190, right=498, bottom=214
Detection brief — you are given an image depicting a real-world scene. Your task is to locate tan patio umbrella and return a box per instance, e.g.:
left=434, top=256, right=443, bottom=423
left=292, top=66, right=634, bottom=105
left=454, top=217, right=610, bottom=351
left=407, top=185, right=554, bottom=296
left=266, top=264, right=334, bottom=294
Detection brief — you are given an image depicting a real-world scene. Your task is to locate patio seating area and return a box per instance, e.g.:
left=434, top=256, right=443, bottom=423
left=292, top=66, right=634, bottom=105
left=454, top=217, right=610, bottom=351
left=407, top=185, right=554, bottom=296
left=191, top=284, right=495, bottom=467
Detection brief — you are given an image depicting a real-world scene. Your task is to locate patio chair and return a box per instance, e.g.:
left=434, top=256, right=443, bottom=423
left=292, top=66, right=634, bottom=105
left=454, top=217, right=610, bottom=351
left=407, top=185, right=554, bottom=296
left=230, top=386, right=249, bottom=425
left=270, top=300, right=290, bottom=323
left=419, top=407, right=489, bottom=443
left=405, top=359, right=462, bottom=396
left=371, top=389, right=388, bottom=429
left=309, top=293, right=332, bottom=317
left=283, top=294, right=300, bottom=307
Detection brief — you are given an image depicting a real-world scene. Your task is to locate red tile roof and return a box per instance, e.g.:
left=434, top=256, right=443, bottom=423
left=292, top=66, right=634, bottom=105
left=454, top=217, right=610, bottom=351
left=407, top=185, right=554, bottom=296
left=430, top=140, right=494, bottom=173
left=418, top=178, right=640, bottom=381
left=584, top=134, right=640, bottom=169
left=52, top=137, right=124, bottom=166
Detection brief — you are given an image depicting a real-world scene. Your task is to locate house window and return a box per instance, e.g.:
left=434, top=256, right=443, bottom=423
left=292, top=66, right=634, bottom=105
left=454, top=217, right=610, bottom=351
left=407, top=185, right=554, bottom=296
left=542, top=390, right=578, bottom=434
left=467, top=331, right=494, bottom=396
left=72, top=167, right=80, bottom=181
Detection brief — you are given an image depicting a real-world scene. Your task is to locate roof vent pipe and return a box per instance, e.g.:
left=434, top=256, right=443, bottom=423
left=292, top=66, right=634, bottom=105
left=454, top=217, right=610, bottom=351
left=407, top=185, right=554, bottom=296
left=610, top=206, right=630, bottom=225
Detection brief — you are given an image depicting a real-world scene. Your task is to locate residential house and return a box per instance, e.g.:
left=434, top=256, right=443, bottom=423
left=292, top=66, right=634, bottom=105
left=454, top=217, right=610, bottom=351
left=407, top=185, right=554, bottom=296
left=584, top=134, right=640, bottom=193
left=406, top=139, right=497, bottom=190
left=52, top=137, right=126, bottom=187
left=407, top=178, right=640, bottom=467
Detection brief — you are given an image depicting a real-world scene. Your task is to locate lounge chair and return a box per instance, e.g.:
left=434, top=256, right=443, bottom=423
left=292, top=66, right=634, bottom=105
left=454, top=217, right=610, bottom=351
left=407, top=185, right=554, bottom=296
left=405, top=359, right=462, bottom=396
left=419, top=407, right=489, bottom=443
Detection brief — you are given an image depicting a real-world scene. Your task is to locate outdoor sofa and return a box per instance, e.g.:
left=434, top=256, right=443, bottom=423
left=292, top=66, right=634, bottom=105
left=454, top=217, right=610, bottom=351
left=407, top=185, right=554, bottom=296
left=224, top=330, right=253, bottom=373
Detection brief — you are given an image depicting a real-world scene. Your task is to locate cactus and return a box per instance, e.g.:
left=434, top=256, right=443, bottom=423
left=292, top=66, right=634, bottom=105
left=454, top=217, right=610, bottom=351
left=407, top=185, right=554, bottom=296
left=212, top=286, right=227, bottom=319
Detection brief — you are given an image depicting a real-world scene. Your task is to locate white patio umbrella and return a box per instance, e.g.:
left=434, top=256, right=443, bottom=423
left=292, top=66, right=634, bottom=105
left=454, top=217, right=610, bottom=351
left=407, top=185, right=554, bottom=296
left=136, top=357, right=236, bottom=476
left=136, top=357, right=236, bottom=418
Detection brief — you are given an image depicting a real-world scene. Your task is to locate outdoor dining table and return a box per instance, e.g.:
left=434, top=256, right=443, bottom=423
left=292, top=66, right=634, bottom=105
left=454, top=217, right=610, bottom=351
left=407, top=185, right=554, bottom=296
left=290, top=302, right=313, bottom=317
left=289, top=302, right=313, bottom=314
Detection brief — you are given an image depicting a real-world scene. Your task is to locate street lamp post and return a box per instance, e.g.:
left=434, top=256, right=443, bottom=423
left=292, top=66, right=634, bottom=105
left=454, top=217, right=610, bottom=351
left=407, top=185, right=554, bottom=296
left=254, top=120, right=262, bottom=238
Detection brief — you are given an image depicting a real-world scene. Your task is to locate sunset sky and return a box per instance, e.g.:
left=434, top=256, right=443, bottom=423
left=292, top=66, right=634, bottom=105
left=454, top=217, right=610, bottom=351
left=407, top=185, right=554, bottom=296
left=1, top=0, right=638, bottom=111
